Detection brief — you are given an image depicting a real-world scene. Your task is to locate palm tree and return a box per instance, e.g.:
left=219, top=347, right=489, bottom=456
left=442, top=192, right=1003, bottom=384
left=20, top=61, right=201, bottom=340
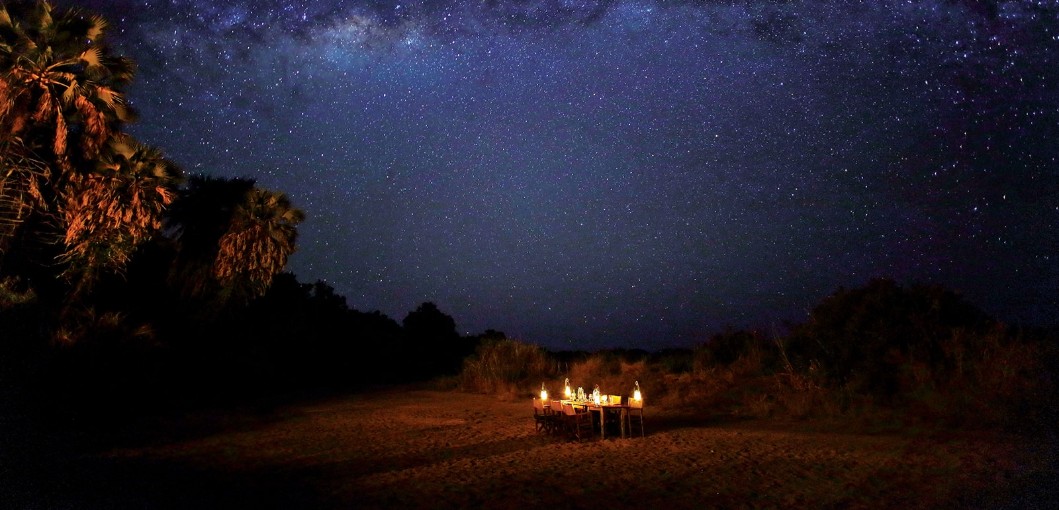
left=0, top=54, right=51, bottom=266
left=0, top=0, right=136, bottom=169
left=167, top=176, right=254, bottom=301
left=213, top=186, right=305, bottom=301
left=59, top=134, right=182, bottom=295
left=0, top=1, right=137, bottom=290
left=167, top=176, right=304, bottom=306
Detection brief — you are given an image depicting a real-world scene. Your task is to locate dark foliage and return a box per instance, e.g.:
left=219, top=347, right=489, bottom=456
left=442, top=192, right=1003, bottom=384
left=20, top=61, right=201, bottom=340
left=787, top=278, right=997, bottom=397
left=400, top=302, right=480, bottom=379
left=649, top=348, right=694, bottom=374
left=703, top=328, right=772, bottom=367
left=165, top=175, right=257, bottom=302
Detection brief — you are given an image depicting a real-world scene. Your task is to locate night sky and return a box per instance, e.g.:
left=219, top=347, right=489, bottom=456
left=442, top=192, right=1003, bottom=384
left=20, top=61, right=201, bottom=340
left=71, top=0, right=1057, bottom=350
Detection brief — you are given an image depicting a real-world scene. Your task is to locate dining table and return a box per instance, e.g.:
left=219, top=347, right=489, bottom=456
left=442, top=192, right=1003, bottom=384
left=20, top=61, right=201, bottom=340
left=554, top=399, right=630, bottom=439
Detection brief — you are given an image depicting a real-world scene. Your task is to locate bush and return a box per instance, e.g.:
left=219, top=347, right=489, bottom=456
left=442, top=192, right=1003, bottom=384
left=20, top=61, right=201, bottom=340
left=565, top=354, right=645, bottom=398
left=458, top=338, right=551, bottom=396
left=704, top=329, right=763, bottom=366
left=899, top=325, right=1057, bottom=430
left=787, top=278, right=995, bottom=398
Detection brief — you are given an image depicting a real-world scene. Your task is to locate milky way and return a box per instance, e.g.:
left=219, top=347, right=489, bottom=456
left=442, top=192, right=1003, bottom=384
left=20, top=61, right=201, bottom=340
left=70, top=0, right=1058, bottom=349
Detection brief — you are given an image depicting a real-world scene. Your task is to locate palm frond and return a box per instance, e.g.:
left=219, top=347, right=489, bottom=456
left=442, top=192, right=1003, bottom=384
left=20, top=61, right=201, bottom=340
left=92, top=84, right=121, bottom=108
left=60, top=79, right=76, bottom=103
left=52, top=104, right=66, bottom=155
left=0, top=7, right=12, bottom=31
left=103, top=55, right=136, bottom=84
left=34, top=2, right=53, bottom=34
left=84, top=13, right=106, bottom=42
left=78, top=45, right=102, bottom=69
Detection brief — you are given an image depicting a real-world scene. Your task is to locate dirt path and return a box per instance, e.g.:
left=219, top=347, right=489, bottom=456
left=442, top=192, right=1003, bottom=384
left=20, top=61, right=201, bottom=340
left=9, top=390, right=1054, bottom=509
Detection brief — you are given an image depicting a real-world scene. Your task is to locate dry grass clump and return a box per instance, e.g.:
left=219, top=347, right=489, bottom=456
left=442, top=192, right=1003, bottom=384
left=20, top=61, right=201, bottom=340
left=566, top=354, right=645, bottom=398
left=457, top=338, right=551, bottom=398
left=895, top=327, right=1057, bottom=430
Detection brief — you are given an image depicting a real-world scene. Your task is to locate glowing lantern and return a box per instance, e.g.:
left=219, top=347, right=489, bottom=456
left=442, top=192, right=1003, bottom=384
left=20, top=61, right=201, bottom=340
left=540, top=383, right=548, bottom=402
left=564, top=378, right=572, bottom=399
left=592, top=385, right=601, bottom=405
left=633, top=380, right=642, bottom=402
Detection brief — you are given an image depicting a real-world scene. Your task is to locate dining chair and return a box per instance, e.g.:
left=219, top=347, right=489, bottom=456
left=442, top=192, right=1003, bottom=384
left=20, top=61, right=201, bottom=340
left=533, top=398, right=549, bottom=434
left=627, top=398, right=644, bottom=438
left=550, top=400, right=564, bottom=435
left=562, top=401, right=594, bottom=441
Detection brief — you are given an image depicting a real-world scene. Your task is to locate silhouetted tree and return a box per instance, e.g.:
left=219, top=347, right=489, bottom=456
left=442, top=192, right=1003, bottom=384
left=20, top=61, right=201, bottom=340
left=347, top=309, right=404, bottom=379
left=477, top=329, right=506, bottom=342
left=788, top=278, right=995, bottom=397
left=402, top=302, right=472, bottom=377
left=403, top=302, right=458, bottom=341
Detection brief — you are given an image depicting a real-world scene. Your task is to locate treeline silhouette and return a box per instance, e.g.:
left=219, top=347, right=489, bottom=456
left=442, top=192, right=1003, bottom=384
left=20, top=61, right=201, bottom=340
left=3, top=267, right=484, bottom=415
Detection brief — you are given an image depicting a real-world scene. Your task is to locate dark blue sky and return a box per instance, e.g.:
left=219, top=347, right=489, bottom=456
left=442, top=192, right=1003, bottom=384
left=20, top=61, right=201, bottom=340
left=75, top=0, right=1058, bottom=349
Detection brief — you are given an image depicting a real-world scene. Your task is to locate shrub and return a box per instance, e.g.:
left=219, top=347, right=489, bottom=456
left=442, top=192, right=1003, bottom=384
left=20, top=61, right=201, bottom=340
left=787, top=278, right=995, bottom=398
left=565, top=354, right=646, bottom=400
left=458, top=338, right=551, bottom=396
left=901, top=325, right=1057, bottom=430
left=704, top=329, right=760, bottom=366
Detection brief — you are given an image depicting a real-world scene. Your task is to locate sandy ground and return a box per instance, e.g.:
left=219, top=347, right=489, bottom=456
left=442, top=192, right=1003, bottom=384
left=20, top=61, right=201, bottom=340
left=6, top=389, right=1055, bottom=509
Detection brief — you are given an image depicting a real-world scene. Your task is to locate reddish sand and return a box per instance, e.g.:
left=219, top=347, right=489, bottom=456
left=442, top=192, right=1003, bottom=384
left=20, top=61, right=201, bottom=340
left=85, top=389, right=1050, bottom=509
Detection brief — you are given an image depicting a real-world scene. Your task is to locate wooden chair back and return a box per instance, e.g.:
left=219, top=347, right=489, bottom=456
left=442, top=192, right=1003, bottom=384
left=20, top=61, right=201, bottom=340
left=533, top=397, right=545, bottom=414
left=628, top=397, right=645, bottom=437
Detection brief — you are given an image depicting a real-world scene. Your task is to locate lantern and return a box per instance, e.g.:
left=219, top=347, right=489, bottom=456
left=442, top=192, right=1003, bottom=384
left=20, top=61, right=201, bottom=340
left=633, top=380, right=642, bottom=402
left=540, top=383, right=548, bottom=402
left=564, top=378, right=572, bottom=399
left=592, top=385, right=601, bottom=405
